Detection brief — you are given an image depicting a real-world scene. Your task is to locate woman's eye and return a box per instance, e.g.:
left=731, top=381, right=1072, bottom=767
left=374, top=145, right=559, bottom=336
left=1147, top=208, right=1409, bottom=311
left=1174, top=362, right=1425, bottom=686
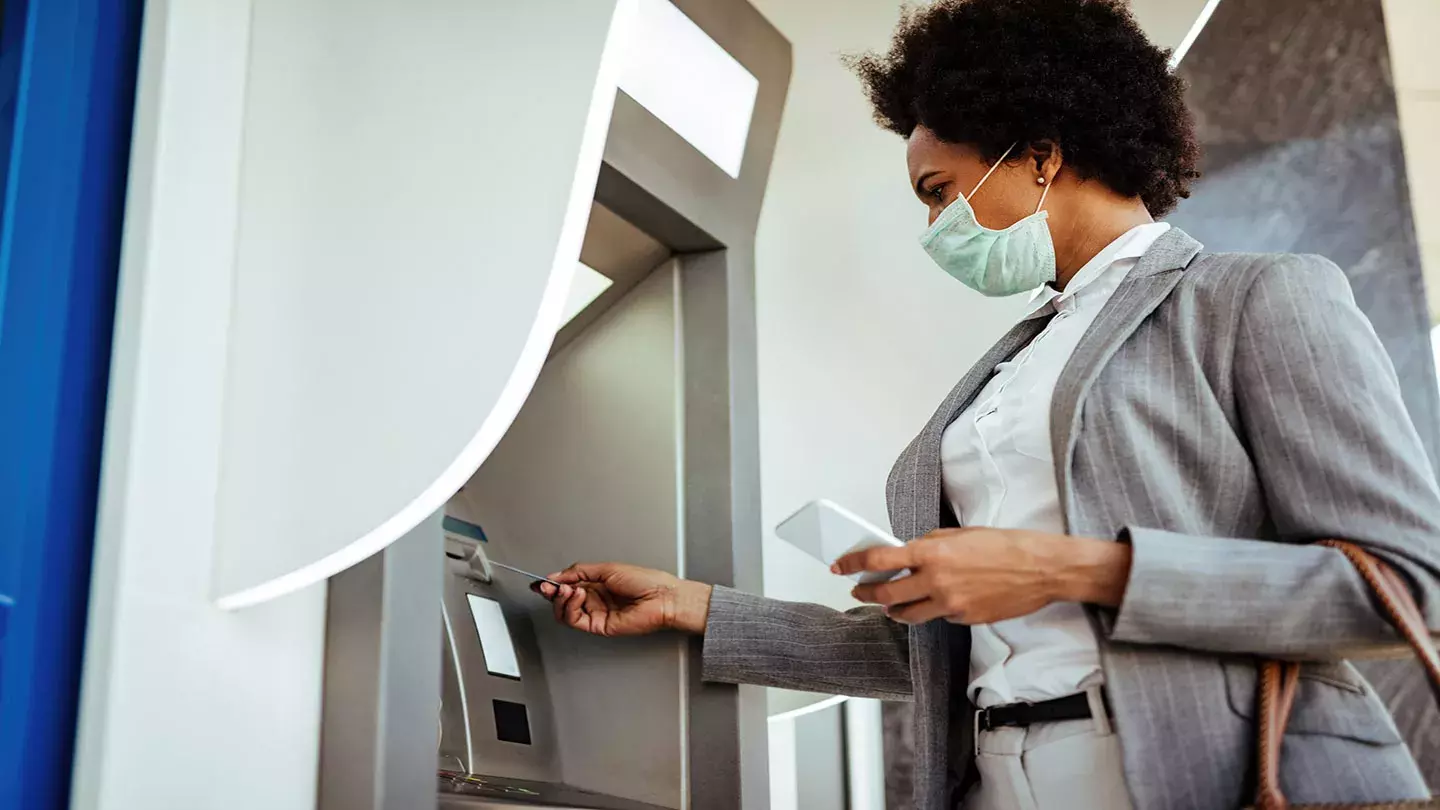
left=928, top=184, right=947, bottom=203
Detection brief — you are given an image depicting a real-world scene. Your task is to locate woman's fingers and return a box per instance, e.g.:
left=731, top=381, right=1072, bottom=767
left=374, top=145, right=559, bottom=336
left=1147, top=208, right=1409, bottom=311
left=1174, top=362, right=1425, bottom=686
left=551, top=584, right=570, bottom=622
left=832, top=544, right=913, bottom=576
left=852, top=571, right=928, bottom=606
left=562, top=585, right=590, bottom=631
left=885, top=597, right=947, bottom=625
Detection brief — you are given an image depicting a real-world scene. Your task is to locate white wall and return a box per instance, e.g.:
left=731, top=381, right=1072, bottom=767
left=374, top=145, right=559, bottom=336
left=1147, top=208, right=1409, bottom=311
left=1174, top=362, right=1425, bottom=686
left=748, top=0, right=1028, bottom=604
left=767, top=716, right=799, bottom=810
left=844, top=698, right=887, bottom=810
left=71, top=5, right=328, bottom=809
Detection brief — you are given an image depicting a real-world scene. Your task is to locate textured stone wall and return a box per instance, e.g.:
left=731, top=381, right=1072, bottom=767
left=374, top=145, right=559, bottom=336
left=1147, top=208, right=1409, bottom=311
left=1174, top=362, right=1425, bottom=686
left=1170, top=0, right=1438, bottom=464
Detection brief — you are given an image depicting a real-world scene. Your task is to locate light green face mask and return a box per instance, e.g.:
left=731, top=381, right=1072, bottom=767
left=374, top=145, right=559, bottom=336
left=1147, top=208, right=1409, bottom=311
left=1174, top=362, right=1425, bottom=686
left=918, top=142, right=1056, bottom=297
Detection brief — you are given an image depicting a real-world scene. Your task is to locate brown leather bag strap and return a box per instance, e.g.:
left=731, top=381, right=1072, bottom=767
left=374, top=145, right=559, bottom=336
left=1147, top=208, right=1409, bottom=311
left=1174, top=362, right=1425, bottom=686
left=1320, top=540, right=1440, bottom=696
left=1253, top=540, right=1440, bottom=809
left=1254, top=661, right=1301, bottom=810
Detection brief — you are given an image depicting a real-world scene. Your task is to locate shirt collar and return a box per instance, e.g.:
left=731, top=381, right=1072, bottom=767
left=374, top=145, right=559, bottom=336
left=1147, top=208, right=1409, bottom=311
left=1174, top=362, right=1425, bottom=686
left=1023, top=222, right=1172, bottom=320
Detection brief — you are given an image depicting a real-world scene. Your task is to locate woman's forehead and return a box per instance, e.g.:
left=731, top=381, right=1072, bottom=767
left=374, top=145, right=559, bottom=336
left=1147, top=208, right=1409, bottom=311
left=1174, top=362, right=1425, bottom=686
left=907, top=127, right=982, bottom=177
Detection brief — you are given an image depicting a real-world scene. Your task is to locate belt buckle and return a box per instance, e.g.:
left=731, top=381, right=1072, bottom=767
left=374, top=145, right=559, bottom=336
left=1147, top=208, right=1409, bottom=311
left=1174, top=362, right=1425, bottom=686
left=973, top=706, right=989, bottom=740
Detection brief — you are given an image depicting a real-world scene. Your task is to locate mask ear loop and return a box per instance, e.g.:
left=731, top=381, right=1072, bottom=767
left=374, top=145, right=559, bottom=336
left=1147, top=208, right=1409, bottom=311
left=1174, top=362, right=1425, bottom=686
left=966, top=142, right=1018, bottom=201
left=1034, top=177, right=1052, bottom=214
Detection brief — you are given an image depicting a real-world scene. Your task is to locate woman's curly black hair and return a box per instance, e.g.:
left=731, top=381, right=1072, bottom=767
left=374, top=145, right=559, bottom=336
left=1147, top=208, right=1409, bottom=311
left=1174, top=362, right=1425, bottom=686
left=848, top=0, right=1200, bottom=216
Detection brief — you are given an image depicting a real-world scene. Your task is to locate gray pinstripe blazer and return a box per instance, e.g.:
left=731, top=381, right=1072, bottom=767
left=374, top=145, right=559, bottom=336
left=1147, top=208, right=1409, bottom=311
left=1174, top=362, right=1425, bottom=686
left=702, top=228, right=1440, bottom=809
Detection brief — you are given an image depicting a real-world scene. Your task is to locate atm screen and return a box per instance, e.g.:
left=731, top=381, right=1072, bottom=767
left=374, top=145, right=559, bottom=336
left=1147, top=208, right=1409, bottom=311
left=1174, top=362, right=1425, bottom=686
left=466, top=594, right=522, bottom=679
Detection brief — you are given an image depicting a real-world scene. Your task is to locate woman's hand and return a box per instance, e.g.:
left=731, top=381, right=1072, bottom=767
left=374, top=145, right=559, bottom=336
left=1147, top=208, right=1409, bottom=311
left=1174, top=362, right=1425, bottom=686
left=834, top=527, right=1131, bottom=625
left=535, top=562, right=713, bottom=636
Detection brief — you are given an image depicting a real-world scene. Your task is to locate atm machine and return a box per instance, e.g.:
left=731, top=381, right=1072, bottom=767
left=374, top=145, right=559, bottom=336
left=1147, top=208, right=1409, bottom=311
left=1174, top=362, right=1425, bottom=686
left=314, top=3, right=791, bottom=807
left=435, top=517, right=671, bottom=810
left=426, top=196, right=699, bottom=809
left=430, top=188, right=700, bottom=805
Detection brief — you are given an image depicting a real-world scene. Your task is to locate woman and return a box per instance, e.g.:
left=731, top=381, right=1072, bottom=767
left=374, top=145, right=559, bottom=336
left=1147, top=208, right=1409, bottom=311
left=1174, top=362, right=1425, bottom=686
left=536, top=1, right=1440, bottom=807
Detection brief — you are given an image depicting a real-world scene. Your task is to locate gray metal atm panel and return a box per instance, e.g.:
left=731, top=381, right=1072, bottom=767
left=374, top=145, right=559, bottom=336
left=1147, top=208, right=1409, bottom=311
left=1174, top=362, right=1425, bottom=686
left=438, top=534, right=678, bottom=810
left=440, top=546, right=560, bottom=782
left=447, top=265, right=685, bottom=808
left=320, top=515, right=444, bottom=810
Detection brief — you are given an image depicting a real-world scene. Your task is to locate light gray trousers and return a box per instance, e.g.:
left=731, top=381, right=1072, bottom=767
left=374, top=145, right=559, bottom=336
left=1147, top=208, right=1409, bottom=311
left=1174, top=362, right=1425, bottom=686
left=960, top=702, right=1133, bottom=810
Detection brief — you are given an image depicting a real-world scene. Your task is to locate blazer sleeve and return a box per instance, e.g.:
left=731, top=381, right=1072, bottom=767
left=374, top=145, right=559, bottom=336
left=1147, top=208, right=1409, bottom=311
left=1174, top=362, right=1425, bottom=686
left=700, top=586, right=913, bottom=701
left=1105, top=254, right=1440, bottom=657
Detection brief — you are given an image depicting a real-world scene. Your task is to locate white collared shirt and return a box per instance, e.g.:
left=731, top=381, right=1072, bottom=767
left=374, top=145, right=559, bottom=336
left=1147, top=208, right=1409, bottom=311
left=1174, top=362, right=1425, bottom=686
left=941, top=222, right=1172, bottom=708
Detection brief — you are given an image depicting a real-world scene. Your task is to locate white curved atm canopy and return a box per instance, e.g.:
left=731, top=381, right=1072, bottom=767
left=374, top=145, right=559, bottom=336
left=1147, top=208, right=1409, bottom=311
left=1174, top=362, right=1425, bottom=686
left=209, top=0, right=638, bottom=608
left=210, top=0, right=766, bottom=609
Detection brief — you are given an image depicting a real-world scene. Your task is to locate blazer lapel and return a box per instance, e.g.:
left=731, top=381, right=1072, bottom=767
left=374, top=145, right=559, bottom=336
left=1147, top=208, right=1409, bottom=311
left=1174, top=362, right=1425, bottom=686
left=898, top=316, right=1055, bottom=810
left=1050, top=227, right=1203, bottom=529
left=887, top=313, right=1053, bottom=541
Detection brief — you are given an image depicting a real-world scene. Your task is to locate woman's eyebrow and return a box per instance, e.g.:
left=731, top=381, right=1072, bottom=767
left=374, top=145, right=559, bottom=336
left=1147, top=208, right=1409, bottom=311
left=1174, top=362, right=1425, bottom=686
left=913, top=169, right=942, bottom=197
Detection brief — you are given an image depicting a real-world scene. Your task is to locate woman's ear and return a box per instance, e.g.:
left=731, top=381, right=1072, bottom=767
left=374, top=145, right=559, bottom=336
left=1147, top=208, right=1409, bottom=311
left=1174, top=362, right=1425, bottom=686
left=1029, top=140, right=1063, bottom=184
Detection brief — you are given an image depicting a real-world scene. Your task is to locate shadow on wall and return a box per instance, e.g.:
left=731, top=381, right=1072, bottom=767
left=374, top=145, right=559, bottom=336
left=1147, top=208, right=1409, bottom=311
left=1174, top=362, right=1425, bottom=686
left=882, top=0, right=1440, bottom=805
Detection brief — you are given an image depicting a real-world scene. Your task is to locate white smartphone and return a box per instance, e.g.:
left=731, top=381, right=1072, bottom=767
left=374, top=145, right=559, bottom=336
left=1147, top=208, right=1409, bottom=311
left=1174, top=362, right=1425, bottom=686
left=775, top=499, right=908, bottom=584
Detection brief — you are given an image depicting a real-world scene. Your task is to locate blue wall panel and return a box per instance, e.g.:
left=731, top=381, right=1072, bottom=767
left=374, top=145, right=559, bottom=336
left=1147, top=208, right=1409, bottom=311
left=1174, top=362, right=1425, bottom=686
left=0, top=1, right=144, bottom=808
